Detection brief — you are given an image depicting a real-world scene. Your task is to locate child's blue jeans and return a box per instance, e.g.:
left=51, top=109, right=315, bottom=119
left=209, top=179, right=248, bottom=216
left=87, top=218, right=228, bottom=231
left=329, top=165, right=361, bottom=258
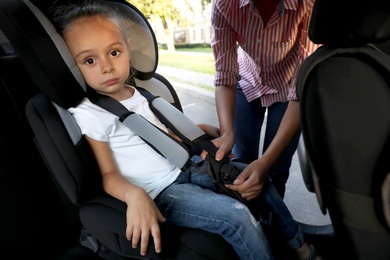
left=154, top=157, right=304, bottom=260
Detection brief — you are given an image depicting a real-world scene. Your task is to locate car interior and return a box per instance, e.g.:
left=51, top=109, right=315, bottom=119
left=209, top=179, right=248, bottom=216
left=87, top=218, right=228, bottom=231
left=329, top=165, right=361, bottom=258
left=295, top=0, right=390, bottom=259
left=0, top=0, right=389, bottom=259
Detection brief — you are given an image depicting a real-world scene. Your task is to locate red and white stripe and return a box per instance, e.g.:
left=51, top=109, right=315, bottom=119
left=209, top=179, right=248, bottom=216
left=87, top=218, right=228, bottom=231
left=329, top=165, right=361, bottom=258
left=211, top=0, right=320, bottom=106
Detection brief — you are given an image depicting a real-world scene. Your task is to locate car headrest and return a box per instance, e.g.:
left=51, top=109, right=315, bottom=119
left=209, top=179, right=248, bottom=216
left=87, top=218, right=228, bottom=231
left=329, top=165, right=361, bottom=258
left=0, top=0, right=157, bottom=109
left=108, top=1, right=158, bottom=80
left=309, top=0, right=390, bottom=46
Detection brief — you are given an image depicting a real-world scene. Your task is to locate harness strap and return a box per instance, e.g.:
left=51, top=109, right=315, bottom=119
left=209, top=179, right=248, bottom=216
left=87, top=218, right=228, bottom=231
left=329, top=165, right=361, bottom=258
left=86, top=85, right=226, bottom=168
left=86, top=85, right=245, bottom=203
left=86, top=87, right=191, bottom=169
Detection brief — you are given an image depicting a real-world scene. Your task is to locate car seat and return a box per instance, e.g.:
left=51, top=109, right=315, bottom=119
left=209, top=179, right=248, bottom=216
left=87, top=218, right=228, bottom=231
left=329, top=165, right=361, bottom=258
left=0, top=27, right=85, bottom=258
left=0, top=0, right=238, bottom=259
left=296, top=0, right=390, bottom=259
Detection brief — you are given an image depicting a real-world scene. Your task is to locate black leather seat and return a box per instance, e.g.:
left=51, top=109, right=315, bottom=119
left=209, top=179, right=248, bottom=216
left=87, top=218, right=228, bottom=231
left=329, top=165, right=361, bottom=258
left=296, top=0, right=390, bottom=259
left=0, top=29, right=82, bottom=258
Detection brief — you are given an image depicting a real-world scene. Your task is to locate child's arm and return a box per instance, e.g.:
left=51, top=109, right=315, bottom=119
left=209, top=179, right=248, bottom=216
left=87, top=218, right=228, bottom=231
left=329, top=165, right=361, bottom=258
left=197, top=123, right=220, bottom=138
left=165, top=121, right=220, bottom=143
left=167, top=128, right=182, bottom=142
left=84, top=135, right=165, bottom=256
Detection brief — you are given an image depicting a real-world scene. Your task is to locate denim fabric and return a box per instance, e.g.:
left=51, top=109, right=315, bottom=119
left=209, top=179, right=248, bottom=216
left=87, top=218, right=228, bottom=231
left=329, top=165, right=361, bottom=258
left=232, top=84, right=301, bottom=197
left=154, top=157, right=304, bottom=259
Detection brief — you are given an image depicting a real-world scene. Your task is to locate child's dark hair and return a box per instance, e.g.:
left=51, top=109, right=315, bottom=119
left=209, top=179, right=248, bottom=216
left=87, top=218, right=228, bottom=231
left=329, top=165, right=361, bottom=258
left=50, top=0, right=127, bottom=38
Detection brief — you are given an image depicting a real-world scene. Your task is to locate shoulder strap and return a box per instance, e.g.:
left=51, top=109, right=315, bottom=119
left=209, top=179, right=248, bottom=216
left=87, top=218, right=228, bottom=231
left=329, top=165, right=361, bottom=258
left=138, top=87, right=219, bottom=155
left=86, top=86, right=222, bottom=169
left=86, top=87, right=191, bottom=169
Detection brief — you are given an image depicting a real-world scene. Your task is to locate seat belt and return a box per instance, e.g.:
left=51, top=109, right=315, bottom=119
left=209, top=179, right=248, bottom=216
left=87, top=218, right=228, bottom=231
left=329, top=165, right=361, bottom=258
left=135, top=87, right=219, bottom=156
left=86, top=86, right=220, bottom=169
left=86, top=86, right=246, bottom=203
left=86, top=86, right=191, bottom=169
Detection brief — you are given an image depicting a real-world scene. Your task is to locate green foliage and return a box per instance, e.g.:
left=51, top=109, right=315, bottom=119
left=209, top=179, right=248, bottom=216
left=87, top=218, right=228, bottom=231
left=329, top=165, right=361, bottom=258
left=125, top=1, right=216, bottom=89
left=201, top=0, right=211, bottom=10
left=128, top=0, right=191, bottom=26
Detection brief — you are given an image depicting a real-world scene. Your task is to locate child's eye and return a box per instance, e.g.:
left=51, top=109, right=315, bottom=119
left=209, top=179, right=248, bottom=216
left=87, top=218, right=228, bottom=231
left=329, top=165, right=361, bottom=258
left=84, top=58, right=95, bottom=65
left=111, top=50, right=121, bottom=57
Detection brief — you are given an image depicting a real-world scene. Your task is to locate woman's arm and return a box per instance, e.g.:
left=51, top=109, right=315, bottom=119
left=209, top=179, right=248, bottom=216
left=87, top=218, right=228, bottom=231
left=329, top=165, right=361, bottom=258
left=226, top=101, right=301, bottom=200
left=211, top=1, right=240, bottom=161
left=213, top=84, right=237, bottom=160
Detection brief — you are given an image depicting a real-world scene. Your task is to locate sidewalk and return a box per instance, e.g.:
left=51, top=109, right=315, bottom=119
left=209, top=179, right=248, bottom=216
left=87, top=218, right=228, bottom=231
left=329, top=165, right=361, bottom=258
left=156, top=65, right=215, bottom=103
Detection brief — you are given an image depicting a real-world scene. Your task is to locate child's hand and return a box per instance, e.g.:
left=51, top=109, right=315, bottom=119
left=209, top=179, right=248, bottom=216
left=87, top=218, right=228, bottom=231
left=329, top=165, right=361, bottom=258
left=125, top=187, right=166, bottom=256
left=197, top=123, right=220, bottom=138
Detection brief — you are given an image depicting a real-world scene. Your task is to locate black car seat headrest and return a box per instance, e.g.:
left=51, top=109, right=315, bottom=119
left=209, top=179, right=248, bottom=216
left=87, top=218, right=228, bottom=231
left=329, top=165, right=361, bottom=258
left=0, top=0, right=157, bottom=109
left=309, top=0, right=390, bottom=46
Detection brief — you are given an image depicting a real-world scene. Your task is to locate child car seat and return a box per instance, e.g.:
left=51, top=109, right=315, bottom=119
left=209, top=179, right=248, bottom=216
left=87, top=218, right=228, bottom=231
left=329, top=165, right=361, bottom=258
left=296, top=0, right=390, bottom=259
left=0, top=0, right=238, bottom=258
left=0, top=28, right=83, bottom=258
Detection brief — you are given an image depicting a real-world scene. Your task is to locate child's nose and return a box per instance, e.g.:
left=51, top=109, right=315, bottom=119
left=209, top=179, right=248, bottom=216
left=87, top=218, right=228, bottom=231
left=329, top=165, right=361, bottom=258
left=102, top=60, right=114, bottom=74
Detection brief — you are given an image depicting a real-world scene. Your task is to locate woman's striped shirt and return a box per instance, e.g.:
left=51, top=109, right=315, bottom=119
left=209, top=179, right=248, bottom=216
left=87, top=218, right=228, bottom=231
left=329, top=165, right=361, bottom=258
left=211, top=0, right=320, bottom=106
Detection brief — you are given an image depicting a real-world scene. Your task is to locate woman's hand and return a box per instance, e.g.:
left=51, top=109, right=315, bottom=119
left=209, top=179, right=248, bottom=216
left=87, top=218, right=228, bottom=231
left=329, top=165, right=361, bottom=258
left=225, top=157, right=271, bottom=200
left=199, top=132, right=235, bottom=161
left=197, top=123, right=235, bottom=161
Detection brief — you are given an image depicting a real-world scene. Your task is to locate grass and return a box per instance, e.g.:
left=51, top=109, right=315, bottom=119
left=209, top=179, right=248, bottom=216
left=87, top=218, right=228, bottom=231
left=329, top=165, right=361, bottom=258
left=158, top=48, right=215, bottom=75
left=175, top=47, right=213, bottom=53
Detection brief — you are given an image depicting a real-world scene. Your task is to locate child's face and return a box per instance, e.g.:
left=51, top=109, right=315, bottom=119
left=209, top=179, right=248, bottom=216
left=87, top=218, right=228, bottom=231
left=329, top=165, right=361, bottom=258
left=63, top=16, right=131, bottom=99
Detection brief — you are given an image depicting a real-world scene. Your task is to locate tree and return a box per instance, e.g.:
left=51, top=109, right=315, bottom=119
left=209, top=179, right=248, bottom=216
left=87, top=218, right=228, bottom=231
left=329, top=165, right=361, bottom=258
left=129, top=0, right=192, bottom=52
left=201, top=0, right=211, bottom=10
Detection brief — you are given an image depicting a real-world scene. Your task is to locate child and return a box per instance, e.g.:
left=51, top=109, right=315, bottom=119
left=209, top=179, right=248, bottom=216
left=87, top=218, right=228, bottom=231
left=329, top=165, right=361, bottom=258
left=51, top=1, right=322, bottom=259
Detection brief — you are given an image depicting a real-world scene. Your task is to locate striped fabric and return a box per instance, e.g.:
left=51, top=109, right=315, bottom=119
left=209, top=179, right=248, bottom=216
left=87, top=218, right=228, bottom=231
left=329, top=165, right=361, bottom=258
left=211, top=0, right=320, bottom=106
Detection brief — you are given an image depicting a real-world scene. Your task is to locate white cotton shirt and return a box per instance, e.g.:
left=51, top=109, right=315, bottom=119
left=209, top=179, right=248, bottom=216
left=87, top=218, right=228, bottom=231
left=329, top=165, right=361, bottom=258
left=68, top=87, right=182, bottom=199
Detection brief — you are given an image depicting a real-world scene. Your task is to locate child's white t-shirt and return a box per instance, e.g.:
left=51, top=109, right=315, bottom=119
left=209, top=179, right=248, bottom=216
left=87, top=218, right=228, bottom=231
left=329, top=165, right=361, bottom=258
left=68, top=87, right=181, bottom=199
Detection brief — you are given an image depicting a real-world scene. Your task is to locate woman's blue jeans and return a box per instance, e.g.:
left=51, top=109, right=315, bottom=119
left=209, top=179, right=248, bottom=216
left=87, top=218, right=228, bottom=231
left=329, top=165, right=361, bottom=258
left=154, top=158, right=304, bottom=260
left=232, top=84, right=301, bottom=197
